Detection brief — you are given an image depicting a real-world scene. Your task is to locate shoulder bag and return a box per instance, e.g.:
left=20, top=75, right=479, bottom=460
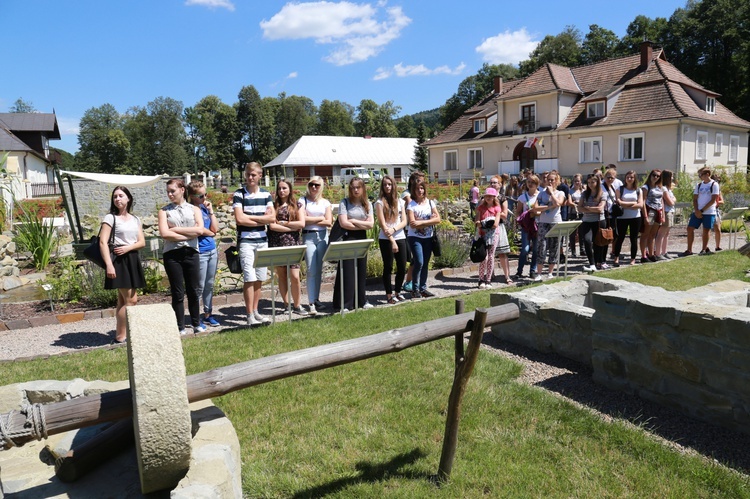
left=83, top=216, right=116, bottom=269
left=429, top=200, right=441, bottom=257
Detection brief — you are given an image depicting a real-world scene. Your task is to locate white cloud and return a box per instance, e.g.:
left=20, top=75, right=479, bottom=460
left=185, top=0, right=235, bottom=11
left=475, top=28, right=539, bottom=65
left=287, top=72, right=298, bottom=79
left=260, top=2, right=411, bottom=66
left=374, top=62, right=466, bottom=80
left=57, top=116, right=80, bottom=137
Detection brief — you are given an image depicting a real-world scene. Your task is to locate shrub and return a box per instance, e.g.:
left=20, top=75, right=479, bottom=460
left=13, top=204, right=58, bottom=270
left=43, top=257, right=117, bottom=308
left=432, top=228, right=470, bottom=269
left=366, top=249, right=383, bottom=278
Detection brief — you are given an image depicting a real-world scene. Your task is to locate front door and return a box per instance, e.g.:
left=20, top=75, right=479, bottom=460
left=513, top=141, right=538, bottom=172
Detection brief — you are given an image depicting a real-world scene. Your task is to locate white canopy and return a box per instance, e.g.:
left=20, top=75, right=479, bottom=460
left=60, top=170, right=166, bottom=187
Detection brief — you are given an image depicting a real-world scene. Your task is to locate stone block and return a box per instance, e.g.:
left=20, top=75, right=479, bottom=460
left=28, top=316, right=60, bottom=328
left=20, top=380, right=76, bottom=404
left=649, top=349, right=701, bottom=383
left=702, top=368, right=750, bottom=399
left=723, top=348, right=750, bottom=371
left=2, top=276, right=23, bottom=290
left=83, top=310, right=103, bottom=320
left=0, top=383, right=26, bottom=412
left=57, top=312, right=85, bottom=324
left=127, top=303, right=192, bottom=494
left=101, top=308, right=116, bottom=318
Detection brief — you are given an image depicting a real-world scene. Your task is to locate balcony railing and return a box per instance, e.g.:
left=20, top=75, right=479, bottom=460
left=517, top=120, right=539, bottom=134
left=31, top=182, right=61, bottom=198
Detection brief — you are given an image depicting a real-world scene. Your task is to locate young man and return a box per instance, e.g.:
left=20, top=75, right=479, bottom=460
left=682, top=166, right=720, bottom=256
left=233, top=162, right=276, bottom=326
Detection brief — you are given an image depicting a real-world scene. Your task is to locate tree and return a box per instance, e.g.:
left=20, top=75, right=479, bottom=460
left=75, top=104, right=130, bottom=173
left=124, top=97, right=190, bottom=175
left=236, top=85, right=266, bottom=167
left=617, top=15, right=670, bottom=55
left=412, top=122, right=428, bottom=172
left=581, top=24, right=622, bottom=65
left=518, top=26, right=583, bottom=76
left=396, top=115, right=417, bottom=138
left=9, top=98, right=36, bottom=113
left=183, top=96, right=238, bottom=174
left=316, top=99, right=355, bottom=136
left=355, top=99, right=400, bottom=137
left=275, top=93, right=317, bottom=152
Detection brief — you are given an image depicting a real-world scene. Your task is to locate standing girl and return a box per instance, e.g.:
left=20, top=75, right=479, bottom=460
left=187, top=181, right=220, bottom=327
left=406, top=179, right=441, bottom=298
left=640, top=169, right=664, bottom=263
left=578, top=175, right=607, bottom=271
left=514, top=175, right=540, bottom=280
left=376, top=175, right=408, bottom=304
left=654, top=170, right=676, bottom=259
left=476, top=187, right=512, bottom=287
left=568, top=174, right=584, bottom=257
left=100, top=186, right=146, bottom=343
left=332, top=177, right=374, bottom=312
left=301, top=176, right=332, bottom=315
left=612, top=170, right=642, bottom=266
left=533, top=171, right=565, bottom=278
left=158, top=179, right=205, bottom=335
left=268, top=180, right=307, bottom=315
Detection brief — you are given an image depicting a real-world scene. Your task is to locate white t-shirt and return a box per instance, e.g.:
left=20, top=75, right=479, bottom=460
left=302, top=196, right=331, bottom=231
left=619, top=187, right=641, bottom=219
left=375, top=198, right=406, bottom=240
left=407, top=199, right=435, bottom=238
left=694, top=180, right=720, bottom=215
left=103, top=213, right=141, bottom=246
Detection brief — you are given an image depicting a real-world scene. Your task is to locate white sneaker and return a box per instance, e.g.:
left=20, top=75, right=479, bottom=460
left=308, top=304, right=317, bottom=315
left=179, top=329, right=188, bottom=336
left=583, top=265, right=596, bottom=272
left=363, top=302, right=374, bottom=309
left=478, top=282, right=487, bottom=289
left=247, top=314, right=262, bottom=326
left=253, top=311, right=270, bottom=323
left=293, top=306, right=309, bottom=316
left=194, top=324, right=207, bottom=333
left=485, top=282, right=493, bottom=289
left=532, top=274, right=542, bottom=282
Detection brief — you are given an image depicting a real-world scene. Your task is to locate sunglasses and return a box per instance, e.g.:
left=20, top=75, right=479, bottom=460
left=191, top=194, right=206, bottom=199
left=605, top=176, right=614, bottom=180
left=651, top=173, right=661, bottom=177
left=308, top=183, right=321, bottom=187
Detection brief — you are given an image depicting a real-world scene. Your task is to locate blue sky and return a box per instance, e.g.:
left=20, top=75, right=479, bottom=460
left=3, top=0, right=687, bottom=153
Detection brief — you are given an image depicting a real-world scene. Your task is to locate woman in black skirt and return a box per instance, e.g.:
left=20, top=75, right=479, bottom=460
left=100, top=186, right=146, bottom=343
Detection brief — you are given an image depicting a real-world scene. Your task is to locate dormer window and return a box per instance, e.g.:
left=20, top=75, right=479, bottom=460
left=587, top=101, right=605, bottom=119
left=473, top=119, right=486, bottom=133
left=706, top=97, right=716, bottom=114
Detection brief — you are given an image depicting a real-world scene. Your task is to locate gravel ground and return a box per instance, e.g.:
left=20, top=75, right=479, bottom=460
left=2, top=225, right=749, bottom=478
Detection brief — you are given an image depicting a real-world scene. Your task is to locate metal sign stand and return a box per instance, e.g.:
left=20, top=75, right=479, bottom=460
left=323, top=239, right=373, bottom=316
left=544, top=220, right=582, bottom=279
left=255, top=245, right=307, bottom=324
left=722, top=207, right=747, bottom=250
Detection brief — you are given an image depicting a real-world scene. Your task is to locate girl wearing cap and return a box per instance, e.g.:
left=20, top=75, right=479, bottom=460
left=475, top=187, right=512, bottom=287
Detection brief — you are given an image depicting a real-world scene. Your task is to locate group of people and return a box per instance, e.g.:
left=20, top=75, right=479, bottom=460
left=99, top=163, right=444, bottom=339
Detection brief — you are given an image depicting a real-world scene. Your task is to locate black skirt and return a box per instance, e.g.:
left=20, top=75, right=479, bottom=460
left=105, top=250, right=146, bottom=290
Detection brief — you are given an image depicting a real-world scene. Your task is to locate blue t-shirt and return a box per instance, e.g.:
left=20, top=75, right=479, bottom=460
left=197, top=204, right=216, bottom=253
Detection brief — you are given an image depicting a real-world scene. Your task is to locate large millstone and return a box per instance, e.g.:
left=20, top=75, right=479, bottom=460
left=126, top=303, right=192, bottom=494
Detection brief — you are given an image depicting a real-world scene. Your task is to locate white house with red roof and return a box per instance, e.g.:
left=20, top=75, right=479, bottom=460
left=425, top=42, right=750, bottom=178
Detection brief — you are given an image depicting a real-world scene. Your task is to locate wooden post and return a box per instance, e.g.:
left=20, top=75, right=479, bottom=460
left=438, top=307, right=488, bottom=482
left=0, top=304, right=518, bottom=450
left=454, top=299, right=465, bottom=369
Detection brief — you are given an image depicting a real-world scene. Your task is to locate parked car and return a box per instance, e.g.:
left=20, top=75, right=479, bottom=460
left=342, top=167, right=371, bottom=184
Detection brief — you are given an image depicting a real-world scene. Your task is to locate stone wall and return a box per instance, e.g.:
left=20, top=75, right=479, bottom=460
left=490, top=276, right=750, bottom=434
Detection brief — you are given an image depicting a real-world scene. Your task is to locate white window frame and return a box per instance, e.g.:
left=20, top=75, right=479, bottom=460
left=706, top=96, right=716, bottom=114
left=586, top=101, right=605, bottom=119
left=473, top=119, right=486, bottom=133
left=518, top=102, right=537, bottom=131
left=444, top=150, right=458, bottom=171
left=467, top=148, right=483, bottom=170
left=619, top=132, right=645, bottom=161
left=696, top=131, right=708, bottom=160
left=715, top=133, right=723, bottom=155
left=579, top=137, right=602, bottom=164
left=729, top=135, right=739, bottom=163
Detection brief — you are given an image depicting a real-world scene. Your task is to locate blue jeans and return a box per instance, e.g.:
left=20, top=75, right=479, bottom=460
left=407, top=236, right=433, bottom=292
left=197, top=248, right=218, bottom=316
left=517, top=230, right=537, bottom=275
left=303, top=229, right=328, bottom=303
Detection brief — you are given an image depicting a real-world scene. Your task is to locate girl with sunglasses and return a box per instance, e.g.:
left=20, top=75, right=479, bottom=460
left=301, top=176, right=332, bottom=315
left=187, top=181, right=220, bottom=327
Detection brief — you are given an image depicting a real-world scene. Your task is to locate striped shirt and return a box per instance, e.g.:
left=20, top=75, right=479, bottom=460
left=233, top=186, right=273, bottom=240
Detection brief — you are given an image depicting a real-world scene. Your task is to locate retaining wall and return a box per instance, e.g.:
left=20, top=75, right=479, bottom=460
left=490, top=276, right=750, bottom=434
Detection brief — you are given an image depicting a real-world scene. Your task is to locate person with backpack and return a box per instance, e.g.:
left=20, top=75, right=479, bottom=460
left=612, top=171, right=642, bottom=266
left=681, top=166, right=720, bottom=256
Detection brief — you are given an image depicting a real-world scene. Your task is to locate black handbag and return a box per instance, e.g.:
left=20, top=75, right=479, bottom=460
left=470, top=236, right=487, bottom=263
left=225, top=245, right=242, bottom=274
left=83, top=217, right=115, bottom=269
left=431, top=229, right=441, bottom=257
left=328, top=218, right=346, bottom=243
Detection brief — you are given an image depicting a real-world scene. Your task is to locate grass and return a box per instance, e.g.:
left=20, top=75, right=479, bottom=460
left=4, top=251, right=750, bottom=497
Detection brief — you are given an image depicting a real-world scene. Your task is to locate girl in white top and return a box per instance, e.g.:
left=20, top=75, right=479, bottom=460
left=613, top=170, right=643, bottom=266
left=99, top=186, right=146, bottom=343
left=406, top=179, right=441, bottom=297
left=655, top=169, right=676, bottom=260
left=640, top=169, right=664, bottom=262
left=532, top=171, right=565, bottom=278
left=301, top=176, right=332, bottom=315
left=376, top=175, right=408, bottom=304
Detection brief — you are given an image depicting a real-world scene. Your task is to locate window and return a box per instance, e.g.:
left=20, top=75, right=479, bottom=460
left=468, top=148, right=483, bottom=169
left=587, top=101, right=605, bottom=119
left=729, top=135, right=739, bottom=162
left=696, top=131, right=708, bottom=160
left=579, top=137, right=602, bottom=163
left=715, top=133, right=723, bottom=155
left=519, top=103, right=536, bottom=132
left=620, top=132, right=644, bottom=161
left=706, top=97, right=716, bottom=114
left=444, top=150, right=457, bottom=171
left=473, top=120, right=486, bottom=133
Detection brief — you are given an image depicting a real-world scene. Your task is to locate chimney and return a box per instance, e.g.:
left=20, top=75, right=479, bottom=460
left=640, top=40, right=653, bottom=70
left=493, top=76, right=503, bottom=94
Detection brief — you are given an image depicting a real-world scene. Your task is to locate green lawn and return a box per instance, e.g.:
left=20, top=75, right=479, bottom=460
left=4, top=251, right=750, bottom=497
